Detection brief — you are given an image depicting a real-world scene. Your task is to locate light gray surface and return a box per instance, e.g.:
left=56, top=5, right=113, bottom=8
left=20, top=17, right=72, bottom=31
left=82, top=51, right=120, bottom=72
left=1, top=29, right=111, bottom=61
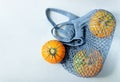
left=0, top=0, right=120, bottom=82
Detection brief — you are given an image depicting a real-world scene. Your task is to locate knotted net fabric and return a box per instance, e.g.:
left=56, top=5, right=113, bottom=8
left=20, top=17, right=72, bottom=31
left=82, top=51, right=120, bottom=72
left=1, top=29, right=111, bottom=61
left=61, top=26, right=115, bottom=77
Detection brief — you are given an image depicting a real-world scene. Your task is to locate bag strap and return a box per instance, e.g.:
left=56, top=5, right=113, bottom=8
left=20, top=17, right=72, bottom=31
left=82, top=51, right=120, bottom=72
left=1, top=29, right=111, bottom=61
left=46, top=8, right=79, bottom=26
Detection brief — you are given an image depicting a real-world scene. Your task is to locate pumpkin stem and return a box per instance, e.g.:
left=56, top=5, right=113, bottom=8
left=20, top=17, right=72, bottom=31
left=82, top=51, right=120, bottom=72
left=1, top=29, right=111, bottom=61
left=49, top=48, right=56, bottom=56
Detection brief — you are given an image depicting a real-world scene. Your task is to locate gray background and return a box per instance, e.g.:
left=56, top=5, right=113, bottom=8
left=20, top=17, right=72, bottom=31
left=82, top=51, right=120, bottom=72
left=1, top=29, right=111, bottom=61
left=0, top=0, right=120, bottom=82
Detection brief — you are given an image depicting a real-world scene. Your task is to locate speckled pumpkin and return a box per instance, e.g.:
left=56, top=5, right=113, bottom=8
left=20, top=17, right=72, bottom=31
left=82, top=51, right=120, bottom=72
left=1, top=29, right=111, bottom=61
left=73, top=49, right=103, bottom=77
left=41, top=40, right=65, bottom=64
left=89, top=10, right=116, bottom=38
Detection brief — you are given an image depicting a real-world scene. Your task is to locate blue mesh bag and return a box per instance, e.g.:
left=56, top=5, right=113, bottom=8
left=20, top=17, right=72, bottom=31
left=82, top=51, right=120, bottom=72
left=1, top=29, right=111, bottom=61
left=46, top=8, right=116, bottom=77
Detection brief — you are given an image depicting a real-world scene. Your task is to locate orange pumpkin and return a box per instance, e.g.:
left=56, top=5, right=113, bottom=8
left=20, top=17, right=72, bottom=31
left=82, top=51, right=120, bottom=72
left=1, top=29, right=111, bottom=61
left=41, top=40, right=65, bottom=64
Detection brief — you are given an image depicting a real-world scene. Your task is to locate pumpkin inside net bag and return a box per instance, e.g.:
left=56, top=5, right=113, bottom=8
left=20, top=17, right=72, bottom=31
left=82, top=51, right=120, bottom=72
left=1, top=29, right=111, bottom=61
left=45, top=8, right=116, bottom=77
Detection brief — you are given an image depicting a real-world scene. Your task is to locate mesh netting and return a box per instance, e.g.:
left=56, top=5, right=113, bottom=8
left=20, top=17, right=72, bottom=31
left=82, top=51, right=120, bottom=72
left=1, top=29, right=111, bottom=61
left=61, top=25, right=114, bottom=77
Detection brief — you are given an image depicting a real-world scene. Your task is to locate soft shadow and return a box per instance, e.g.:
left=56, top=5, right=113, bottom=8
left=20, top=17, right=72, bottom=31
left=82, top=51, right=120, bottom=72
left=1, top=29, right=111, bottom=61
left=96, top=50, right=118, bottom=78
left=97, top=59, right=114, bottom=77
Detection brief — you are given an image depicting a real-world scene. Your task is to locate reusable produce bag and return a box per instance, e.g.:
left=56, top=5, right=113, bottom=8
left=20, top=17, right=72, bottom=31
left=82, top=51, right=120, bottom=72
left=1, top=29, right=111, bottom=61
left=45, top=8, right=116, bottom=77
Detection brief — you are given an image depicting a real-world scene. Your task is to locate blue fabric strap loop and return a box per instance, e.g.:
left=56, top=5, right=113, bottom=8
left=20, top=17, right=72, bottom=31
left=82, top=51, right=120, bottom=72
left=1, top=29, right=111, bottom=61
left=46, top=8, right=96, bottom=46
left=46, top=8, right=79, bottom=27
